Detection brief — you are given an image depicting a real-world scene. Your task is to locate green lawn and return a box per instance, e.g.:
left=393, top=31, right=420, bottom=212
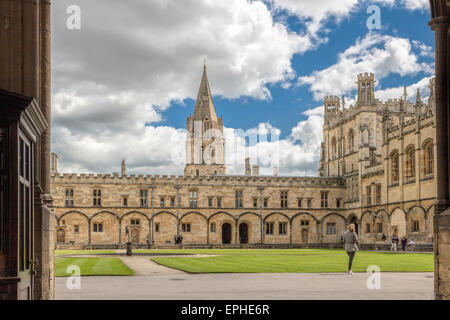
left=135, top=248, right=343, bottom=255
left=55, top=250, right=116, bottom=256
left=55, top=257, right=134, bottom=277
left=151, top=249, right=434, bottom=274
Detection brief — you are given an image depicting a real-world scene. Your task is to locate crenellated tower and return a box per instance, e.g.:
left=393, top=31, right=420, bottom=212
left=357, top=73, right=376, bottom=106
left=185, top=64, right=226, bottom=176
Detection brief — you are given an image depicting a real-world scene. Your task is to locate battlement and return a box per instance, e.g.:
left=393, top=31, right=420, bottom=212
left=324, top=95, right=340, bottom=105
left=357, top=72, right=375, bottom=81
left=51, top=172, right=345, bottom=188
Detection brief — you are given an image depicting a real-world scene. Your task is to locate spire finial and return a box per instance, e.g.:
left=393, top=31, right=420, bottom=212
left=403, top=86, right=408, bottom=101
left=203, top=58, right=207, bottom=71
left=416, top=88, right=421, bottom=103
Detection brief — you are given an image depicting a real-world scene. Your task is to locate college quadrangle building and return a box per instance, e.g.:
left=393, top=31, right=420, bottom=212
left=51, top=67, right=437, bottom=249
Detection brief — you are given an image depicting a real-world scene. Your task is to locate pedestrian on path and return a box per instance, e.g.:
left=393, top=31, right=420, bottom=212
left=401, top=236, right=408, bottom=251
left=343, top=223, right=358, bottom=274
left=390, top=235, right=398, bottom=251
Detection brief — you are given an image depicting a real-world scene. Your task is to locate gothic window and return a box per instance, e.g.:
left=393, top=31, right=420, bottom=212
left=196, top=169, right=199, bottom=177
left=74, top=225, right=79, bottom=233
left=253, top=198, right=258, bottom=208
left=140, top=189, right=148, bottom=207
left=217, top=198, right=222, bottom=208
left=210, top=223, right=216, bottom=233
left=171, top=197, right=176, bottom=207
left=320, top=191, right=328, bottom=208
left=93, top=189, right=102, bottom=206
left=160, top=197, right=165, bottom=207
left=189, top=191, right=197, bottom=207
left=375, top=184, right=382, bottom=204
left=155, top=223, right=160, bottom=233
left=365, top=224, right=370, bottom=233
left=405, top=146, right=416, bottom=179
left=235, top=191, right=243, bottom=208
left=123, top=196, right=128, bottom=207
left=65, top=188, right=74, bottom=207
left=301, top=220, right=309, bottom=226
left=208, top=197, right=213, bottom=208
left=348, top=129, right=354, bottom=153
left=423, top=141, right=434, bottom=175
left=377, top=223, right=383, bottom=233
left=307, top=199, right=312, bottom=208
left=336, top=198, right=342, bottom=208
left=298, top=198, right=303, bottom=208
left=280, top=191, right=288, bottom=208
left=263, top=198, right=268, bottom=208
left=391, top=151, right=399, bottom=183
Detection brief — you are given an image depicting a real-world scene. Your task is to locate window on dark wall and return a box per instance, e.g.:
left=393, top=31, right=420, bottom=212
left=265, top=222, right=274, bottom=235
left=279, top=222, right=288, bottom=235
left=182, top=223, right=191, bottom=232
left=93, top=223, right=103, bottom=232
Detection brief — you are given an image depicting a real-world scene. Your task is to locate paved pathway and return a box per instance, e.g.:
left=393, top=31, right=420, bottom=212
left=56, top=269, right=434, bottom=300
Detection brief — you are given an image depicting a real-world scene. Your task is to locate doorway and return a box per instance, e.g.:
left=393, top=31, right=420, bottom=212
left=350, top=216, right=359, bottom=234
left=57, top=229, right=66, bottom=244
left=131, top=229, right=139, bottom=244
left=222, top=223, right=232, bottom=244
left=239, top=223, right=248, bottom=244
left=302, top=229, right=309, bottom=243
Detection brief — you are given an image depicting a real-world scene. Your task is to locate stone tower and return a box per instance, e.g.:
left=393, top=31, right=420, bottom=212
left=357, top=73, right=376, bottom=106
left=185, top=65, right=226, bottom=176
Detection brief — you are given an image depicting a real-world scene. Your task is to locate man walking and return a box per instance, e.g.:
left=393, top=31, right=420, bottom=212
left=343, top=224, right=358, bottom=274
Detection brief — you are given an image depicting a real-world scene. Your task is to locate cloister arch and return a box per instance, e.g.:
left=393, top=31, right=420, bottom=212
left=120, top=211, right=150, bottom=244
left=55, top=211, right=89, bottom=245
left=90, top=211, right=119, bottom=244
left=389, top=208, right=407, bottom=238
left=152, top=211, right=178, bottom=244
left=208, top=212, right=236, bottom=244
left=179, top=212, right=208, bottom=244
left=321, top=212, right=346, bottom=243
left=291, top=212, right=318, bottom=244
left=263, top=212, right=290, bottom=244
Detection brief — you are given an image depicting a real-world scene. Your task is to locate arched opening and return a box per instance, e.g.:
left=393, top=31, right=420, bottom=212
left=57, top=229, right=66, bottom=244
left=239, top=223, right=248, bottom=244
left=349, top=216, right=359, bottom=235
left=222, top=223, right=232, bottom=244
left=131, top=229, right=140, bottom=244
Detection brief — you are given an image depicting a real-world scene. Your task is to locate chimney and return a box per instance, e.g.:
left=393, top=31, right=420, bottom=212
left=245, top=157, right=251, bottom=175
left=121, top=160, right=127, bottom=177
left=273, top=166, right=278, bottom=176
left=252, top=165, right=259, bottom=176
left=51, top=153, right=59, bottom=173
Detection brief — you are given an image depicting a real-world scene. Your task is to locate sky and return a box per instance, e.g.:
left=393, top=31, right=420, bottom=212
left=51, top=0, right=435, bottom=177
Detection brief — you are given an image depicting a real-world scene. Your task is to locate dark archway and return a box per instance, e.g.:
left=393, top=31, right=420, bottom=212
left=222, top=223, right=232, bottom=244
left=350, top=216, right=359, bottom=235
left=239, top=223, right=248, bottom=244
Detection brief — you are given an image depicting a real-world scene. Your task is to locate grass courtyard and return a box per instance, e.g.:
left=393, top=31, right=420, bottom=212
left=149, top=249, right=434, bottom=274
left=54, top=249, right=434, bottom=277
left=55, top=257, right=134, bottom=277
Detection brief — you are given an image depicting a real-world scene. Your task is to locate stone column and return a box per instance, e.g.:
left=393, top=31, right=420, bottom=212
left=258, top=187, right=264, bottom=245
left=428, top=0, right=450, bottom=300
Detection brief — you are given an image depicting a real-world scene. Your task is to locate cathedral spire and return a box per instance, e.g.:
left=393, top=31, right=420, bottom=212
left=193, top=64, right=218, bottom=122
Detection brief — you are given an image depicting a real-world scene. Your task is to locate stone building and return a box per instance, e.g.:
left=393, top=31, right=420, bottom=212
left=51, top=68, right=437, bottom=249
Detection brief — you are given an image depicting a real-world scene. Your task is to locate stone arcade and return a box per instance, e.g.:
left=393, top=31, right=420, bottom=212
left=51, top=67, right=438, bottom=249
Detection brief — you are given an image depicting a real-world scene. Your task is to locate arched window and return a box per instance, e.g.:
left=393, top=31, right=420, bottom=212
left=348, top=129, right=354, bottom=153
left=196, top=169, right=199, bottom=177
left=391, top=150, right=399, bottom=183
left=405, top=145, right=415, bottom=179
left=423, top=141, right=434, bottom=175
left=331, top=137, right=337, bottom=160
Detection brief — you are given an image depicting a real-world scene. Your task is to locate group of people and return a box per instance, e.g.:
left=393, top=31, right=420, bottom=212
left=389, top=235, right=415, bottom=251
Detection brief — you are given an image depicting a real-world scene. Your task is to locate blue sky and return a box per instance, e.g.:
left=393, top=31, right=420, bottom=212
left=161, top=3, right=434, bottom=139
left=51, top=0, right=434, bottom=176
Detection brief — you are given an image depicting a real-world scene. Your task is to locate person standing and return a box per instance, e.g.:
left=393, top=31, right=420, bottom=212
left=343, top=224, right=358, bottom=274
left=390, top=235, right=397, bottom=251
left=401, top=236, right=408, bottom=251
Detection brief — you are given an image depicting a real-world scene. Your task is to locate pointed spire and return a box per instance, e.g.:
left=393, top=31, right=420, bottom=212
left=416, top=88, right=422, bottom=104
left=342, top=95, right=346, bottom=110
left=403, top=86, right=408, bottom=101
left=193, top=63, right=218, bottom=122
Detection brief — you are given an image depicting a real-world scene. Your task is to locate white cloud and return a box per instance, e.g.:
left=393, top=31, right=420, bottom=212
left=298, top=33, right=433, bottom=100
